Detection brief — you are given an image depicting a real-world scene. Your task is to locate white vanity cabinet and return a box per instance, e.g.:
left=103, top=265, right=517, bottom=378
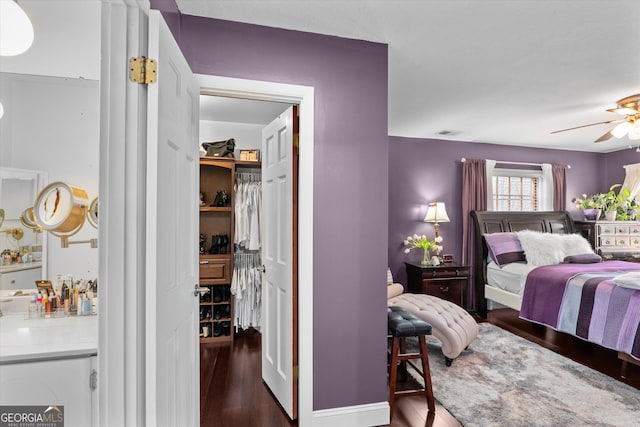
left=0, top=356, right=97, bottom=427
left=0, top=263, right=42, bottom=290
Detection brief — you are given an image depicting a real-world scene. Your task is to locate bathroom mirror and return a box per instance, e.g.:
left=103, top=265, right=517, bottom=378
left=0, top=208, right=4, bottom=228
left=0, top=1, right=100, bottom=288
left=0, top=167, right=47, bottom=289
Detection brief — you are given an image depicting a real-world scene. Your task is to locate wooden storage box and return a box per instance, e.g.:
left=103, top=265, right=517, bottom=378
left=239, top=149, right=260, bottom=161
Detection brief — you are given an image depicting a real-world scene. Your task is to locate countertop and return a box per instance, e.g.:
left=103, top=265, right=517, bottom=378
left=0, top=314, right=97, bottom=364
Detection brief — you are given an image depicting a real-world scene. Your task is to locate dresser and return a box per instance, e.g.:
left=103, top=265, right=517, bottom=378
left=574, top=220, right=640, bottom=262
left=404, top=262, right=469, bottom=307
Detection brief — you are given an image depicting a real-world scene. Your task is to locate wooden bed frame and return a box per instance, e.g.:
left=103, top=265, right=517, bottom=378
left=470, top=210, right=640, bottom=374
left=470, top=210, right=575, bottom=318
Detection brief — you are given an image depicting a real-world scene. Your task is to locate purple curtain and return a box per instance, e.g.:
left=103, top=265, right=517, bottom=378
left=552, top=164, right=567, bottom=211
left=461, top=159, right=487, bottom=311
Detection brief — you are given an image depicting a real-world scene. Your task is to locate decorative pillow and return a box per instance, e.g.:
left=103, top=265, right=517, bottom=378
left=483, top=232, right=526, bottom=266
left=516, top=230, right=566, bottom=266
left=387, top=268, right=394, bottom=285
left=562, top=253, right=602, bottom=264
left=561, top=233, right=595, bottom=257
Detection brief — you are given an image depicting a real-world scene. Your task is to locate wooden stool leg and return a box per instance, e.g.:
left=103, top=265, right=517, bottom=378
left=388, top=336, right=400, bottom=419
left=399, top=337, right=408, bottom=381
left=418, top=335, right=435, bottom=413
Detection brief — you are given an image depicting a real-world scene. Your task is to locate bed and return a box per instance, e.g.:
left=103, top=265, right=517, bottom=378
left=471, top=210, right=640, bottom=363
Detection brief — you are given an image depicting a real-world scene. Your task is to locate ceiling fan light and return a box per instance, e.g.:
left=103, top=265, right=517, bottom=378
left=628, top=122, right=640, bottom=140
left=0, top=0, right=34, bottom=56
left=611, top=121, right=632, bottom=138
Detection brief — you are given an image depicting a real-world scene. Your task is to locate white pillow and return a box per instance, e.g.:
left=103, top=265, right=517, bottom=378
left=516, top=230, right=595, bottom=266
left=562, top=233, right=595, bottom=257
left=516, top=230, right=567, bottom=266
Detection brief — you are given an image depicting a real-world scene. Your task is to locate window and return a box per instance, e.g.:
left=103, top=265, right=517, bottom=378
left=491, top=169, right=541, bottom=211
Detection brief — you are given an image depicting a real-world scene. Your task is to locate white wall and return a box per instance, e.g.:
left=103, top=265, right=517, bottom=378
left=0, top=1, right=100, bottom=80
left=0, top=73, right=99, bottom=281
left=200, top=120, right=263, bottom=154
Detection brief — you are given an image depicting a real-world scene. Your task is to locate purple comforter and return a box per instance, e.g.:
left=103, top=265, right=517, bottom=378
left=520, top=261, right=640, bottom=360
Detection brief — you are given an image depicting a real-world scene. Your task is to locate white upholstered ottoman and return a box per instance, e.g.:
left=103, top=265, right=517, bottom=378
left=388, top=291, right=478, bottom=366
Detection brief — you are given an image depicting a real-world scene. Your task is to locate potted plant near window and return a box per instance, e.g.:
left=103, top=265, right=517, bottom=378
left=602, top=184, right=632, bottom=221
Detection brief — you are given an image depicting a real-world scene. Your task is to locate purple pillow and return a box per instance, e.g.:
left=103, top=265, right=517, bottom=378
left=562, top=253, right=602, bottom=264
left=484, top=232, right=526, bottom=266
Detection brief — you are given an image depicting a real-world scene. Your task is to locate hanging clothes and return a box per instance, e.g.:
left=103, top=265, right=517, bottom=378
left=231, top=252, right=262, bottom=330
left=232, top=171, right=262, bottom=331
left=234, top=172, right=262, bottom=250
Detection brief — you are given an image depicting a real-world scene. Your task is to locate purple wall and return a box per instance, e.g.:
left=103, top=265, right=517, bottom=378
left=603, top=147, right=640, bottom=189
left=156, top=11, right=390, bottom=410
left=388, top=137, right=606, bottom=290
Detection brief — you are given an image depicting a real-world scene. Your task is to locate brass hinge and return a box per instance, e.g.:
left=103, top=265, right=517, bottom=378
left=293, top=364, right=299, bottom=380
left=129, top=57, right=157, bottom=84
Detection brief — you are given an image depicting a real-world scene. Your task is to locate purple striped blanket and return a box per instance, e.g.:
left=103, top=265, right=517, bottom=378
left=519, top=261, right=640, bottom=360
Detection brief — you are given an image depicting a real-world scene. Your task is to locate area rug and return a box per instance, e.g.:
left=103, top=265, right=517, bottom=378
left=406, top=323, right=640, bottom=427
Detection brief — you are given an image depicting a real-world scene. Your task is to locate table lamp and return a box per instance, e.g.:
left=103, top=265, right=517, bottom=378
left=424, top=202, right=450, bottom=239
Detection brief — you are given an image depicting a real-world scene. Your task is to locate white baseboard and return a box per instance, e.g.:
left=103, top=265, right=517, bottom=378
left=311, top=401, right=389, bottom=427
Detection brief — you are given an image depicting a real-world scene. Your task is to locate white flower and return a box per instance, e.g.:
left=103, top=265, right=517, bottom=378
left=403, top=248, right=410, bottom=254
left=413, top=234, right=419, bottom=240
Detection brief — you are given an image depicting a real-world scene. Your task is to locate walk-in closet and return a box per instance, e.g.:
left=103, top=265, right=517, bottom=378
left=198, top=95, right=297, bottom=423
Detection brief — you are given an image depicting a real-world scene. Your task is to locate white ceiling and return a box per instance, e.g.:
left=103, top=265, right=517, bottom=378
left=178, top=0, right=640, bottom=153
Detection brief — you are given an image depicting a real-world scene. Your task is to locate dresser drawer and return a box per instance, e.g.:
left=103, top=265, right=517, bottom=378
left=423, top=279, right=464, bottom=306
left=599, top=236, right=616, bottom=247
left=598, top=224, right=616, bottom=235
left=423, top=267, right=469, bottom=279
left=616, top=225, right=630, bottom=234
left=199, top=256, right=231, bottom=283
left=616, top=237, right=630, bottom=247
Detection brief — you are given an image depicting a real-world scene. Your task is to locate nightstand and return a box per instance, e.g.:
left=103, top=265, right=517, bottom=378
left=404, top=262, right=469, bottom=307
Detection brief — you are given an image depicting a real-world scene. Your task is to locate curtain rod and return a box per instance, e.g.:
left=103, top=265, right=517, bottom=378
left=460, top=157, right=571, bottom=169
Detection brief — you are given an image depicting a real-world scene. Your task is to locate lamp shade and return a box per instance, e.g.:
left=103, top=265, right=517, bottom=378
left=424, top=202, right=450, bottom=223
left=0, top=0, right=34, bottom=56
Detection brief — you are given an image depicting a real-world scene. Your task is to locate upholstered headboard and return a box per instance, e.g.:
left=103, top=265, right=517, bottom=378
left=470, top=210, right=575, bottom=317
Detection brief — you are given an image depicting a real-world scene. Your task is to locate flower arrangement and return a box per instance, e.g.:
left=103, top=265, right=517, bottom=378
left=404, top=234, right=443, bottom=265
left=573, top=185, right=638, bottom=221
left=573, top=193, right=604, bottom=210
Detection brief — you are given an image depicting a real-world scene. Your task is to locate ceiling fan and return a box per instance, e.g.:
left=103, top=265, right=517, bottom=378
left=551, top=94, right=640, bottom=143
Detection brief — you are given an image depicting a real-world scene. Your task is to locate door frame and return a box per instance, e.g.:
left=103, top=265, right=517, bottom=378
left=198, top=74, right=315, bottom=425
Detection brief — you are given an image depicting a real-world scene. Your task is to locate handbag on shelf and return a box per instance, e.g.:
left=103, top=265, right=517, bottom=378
left=202, top=139, right=235, bottom=158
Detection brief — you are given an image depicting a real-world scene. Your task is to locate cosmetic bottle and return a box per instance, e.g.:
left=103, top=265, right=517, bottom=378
left=43, top=292, right=51, bottom=317
left=37, top=291, right=43, bottom=317
left=28, top=293, right=38, bottom=319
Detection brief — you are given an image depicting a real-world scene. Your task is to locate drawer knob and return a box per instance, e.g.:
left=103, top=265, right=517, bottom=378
left=200, top=260, right=210, bottom=265
left=439, top=286, right=449, bottom=292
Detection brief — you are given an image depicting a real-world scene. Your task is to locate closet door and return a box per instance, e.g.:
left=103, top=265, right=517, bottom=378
left=261, top=106, right=296, bottom=419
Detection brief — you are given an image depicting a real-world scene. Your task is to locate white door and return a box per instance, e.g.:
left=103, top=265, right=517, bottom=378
left=262, top=106, right=296, bottom=419
left=146, top=10, right=200, bottom=426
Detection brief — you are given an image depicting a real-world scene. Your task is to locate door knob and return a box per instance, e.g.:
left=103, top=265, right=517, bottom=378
left=260, top=265, right=266, bottom=273
left=194, top=284, right=210, bottom=297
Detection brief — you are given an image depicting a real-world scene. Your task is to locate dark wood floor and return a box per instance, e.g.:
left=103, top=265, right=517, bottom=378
left=200, top=311, right=640, bottom=427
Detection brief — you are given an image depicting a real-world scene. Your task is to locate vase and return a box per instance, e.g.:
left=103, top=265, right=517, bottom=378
left=583, top=208, right=601, bottom=221
left=604, top=210, right=617, bottom=221
left=421, top=250, right=431, bottom=266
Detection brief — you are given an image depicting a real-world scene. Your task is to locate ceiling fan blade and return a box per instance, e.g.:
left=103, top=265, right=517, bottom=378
left=594, top=131, right=614, bottom=143
left=550, top=119, right=624, bottom=134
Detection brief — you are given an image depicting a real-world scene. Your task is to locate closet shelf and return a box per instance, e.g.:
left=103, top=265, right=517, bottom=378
left=200, top=207, right=232, bottom=212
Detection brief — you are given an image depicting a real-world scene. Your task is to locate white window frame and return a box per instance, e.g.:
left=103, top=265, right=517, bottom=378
left=491, top=168, right=544, bottom=211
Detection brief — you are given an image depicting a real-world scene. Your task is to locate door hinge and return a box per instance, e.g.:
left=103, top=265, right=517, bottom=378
left=129, top=56, right=157, bottom=84
left=90, top=369, right=98, bottom=391
left=293, top=365, right=299, bottom=380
